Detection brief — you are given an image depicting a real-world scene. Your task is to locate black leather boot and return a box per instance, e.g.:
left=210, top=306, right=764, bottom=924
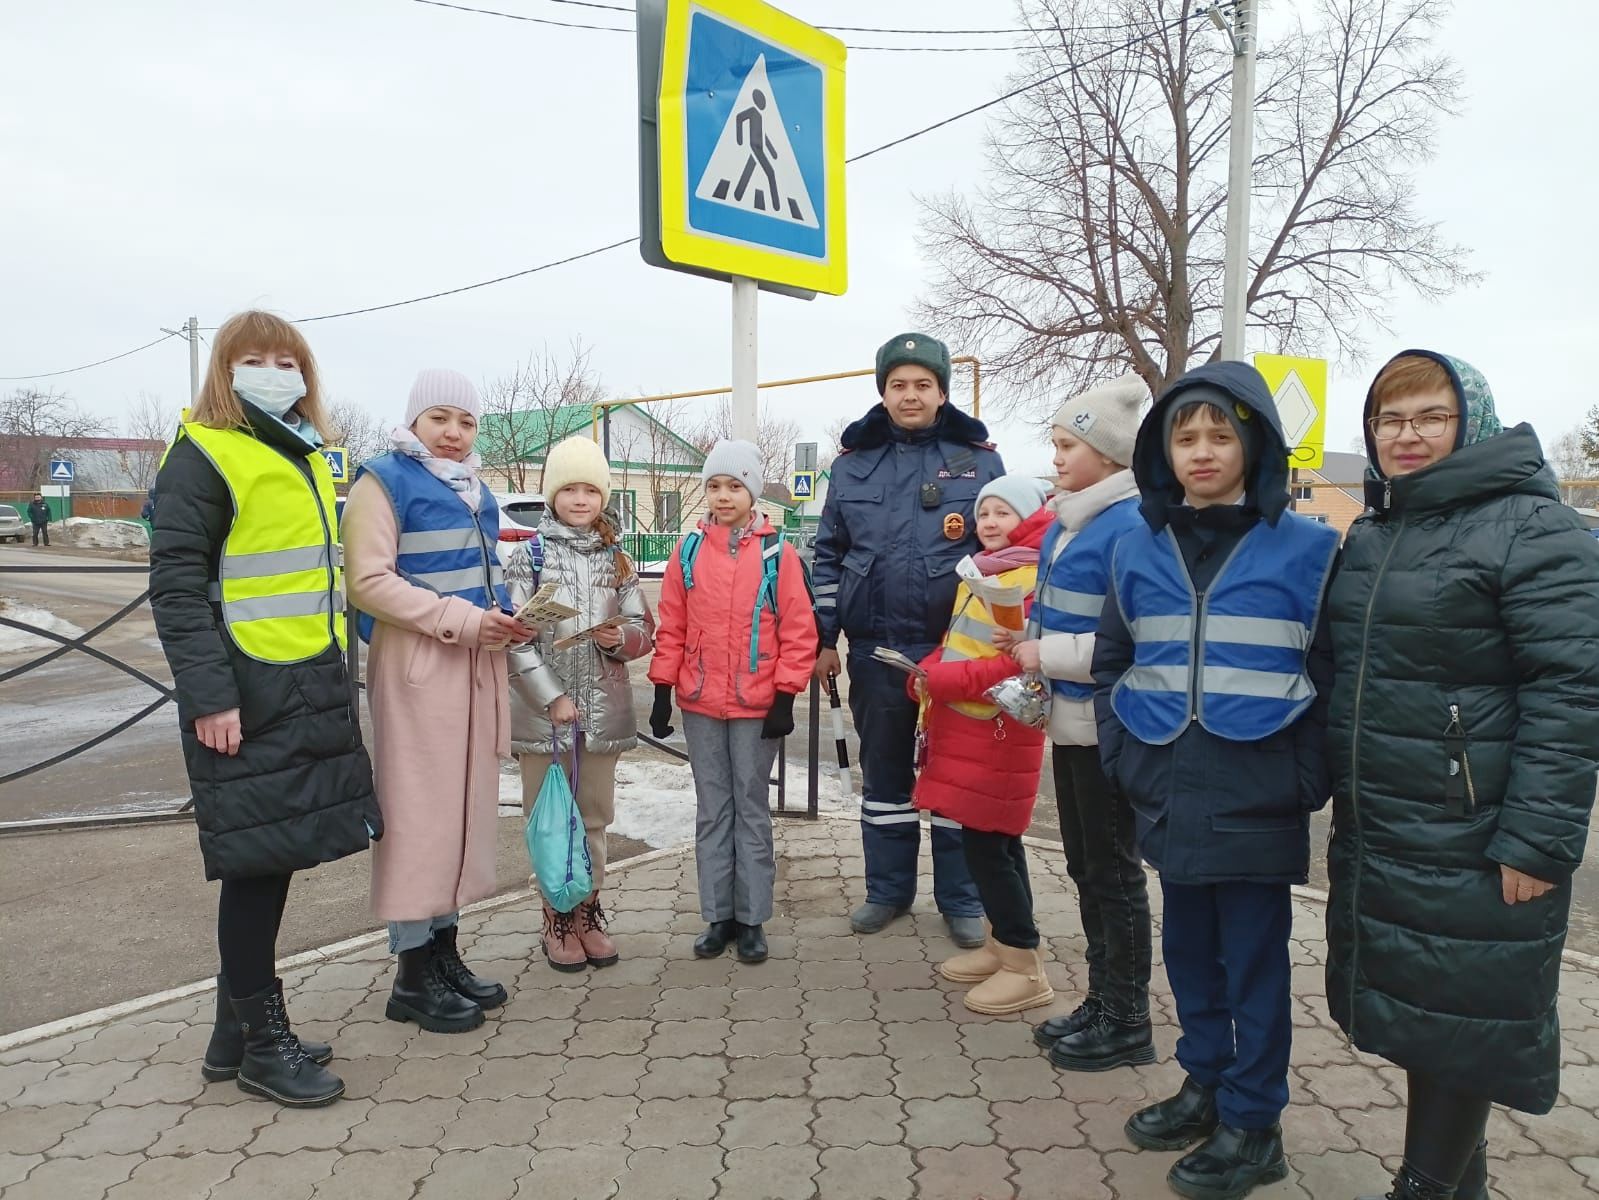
left=1167, top=1123, right=1287, bottom=1200
left=1357, top=1162, right=1459, bottom=1200
left=693, top=920, right=737, bottom=958
left=735, top=923, right=768, bottom=964
left=386, top=944, right=485, bottom=1033
left=431, top=925, right=508, bottom=1010
left=230, top=986, right=344, bottom=1107
left=1032, top=995, right=1101, bottom=1049
left=1125, top=1075, right=1219, bottom=1151
left=1049, top=1011, right=1156, bottom=1072
left=203, top=975, right=332, bottom=1082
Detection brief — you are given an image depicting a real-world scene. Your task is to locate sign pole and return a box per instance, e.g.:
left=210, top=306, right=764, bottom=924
left=731, top=275, right=759, bottom=443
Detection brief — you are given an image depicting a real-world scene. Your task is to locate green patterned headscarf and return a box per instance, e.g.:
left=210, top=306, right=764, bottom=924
left=1439, top=353, right=1503, bottom=448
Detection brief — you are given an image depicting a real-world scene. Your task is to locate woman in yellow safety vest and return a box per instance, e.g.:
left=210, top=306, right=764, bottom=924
left=150, top=310, right=380, bottom=1109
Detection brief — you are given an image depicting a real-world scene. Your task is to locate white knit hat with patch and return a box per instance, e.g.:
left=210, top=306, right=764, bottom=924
left=1050, top=374, right=1148, bottom=467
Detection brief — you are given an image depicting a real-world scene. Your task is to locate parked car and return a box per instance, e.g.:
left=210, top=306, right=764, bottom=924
left=0, top=504, right=26, bottom=543
left=497, top=493, right=546, bottom=540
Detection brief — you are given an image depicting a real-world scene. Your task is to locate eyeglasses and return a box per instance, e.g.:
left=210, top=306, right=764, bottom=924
left=1367, top=411, right=1456, bottom=441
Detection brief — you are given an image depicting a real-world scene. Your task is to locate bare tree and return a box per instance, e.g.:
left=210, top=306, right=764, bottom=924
left=477, top=341, right=605, bottom=493
left=1549, top=427, right=1599, bottom=509
left=1580, top=404, right=1599, bottom=469
left=622, top=399, right=707, bottom=533
left=326, top=397, right=386, bottom=470
left=0, top=388, right=106, bottom=490
left=820, top=415, right=851, bottom=471
left=122, top=392, right=176, bottom=491
left=699, top=398, right=804, bottom=486
left=916, top=0, right=1474, bottom=415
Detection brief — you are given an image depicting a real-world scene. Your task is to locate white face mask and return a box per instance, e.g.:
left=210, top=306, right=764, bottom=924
left=232, top=365, right=307, bottom=417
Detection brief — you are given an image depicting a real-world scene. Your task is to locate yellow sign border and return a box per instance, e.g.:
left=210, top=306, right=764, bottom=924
left=790, top=469, right=816, bottom=499
left=1252, top=354, right=1327, bottom=471
left=657, top=0, right=847, bottom=294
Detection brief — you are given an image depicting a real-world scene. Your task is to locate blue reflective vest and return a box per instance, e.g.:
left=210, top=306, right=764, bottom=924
left=1110, top=513, right=1339, bottom=745
left=354, top=453, right=511, bottom=643
left=1030, top=497, right=1143, bottom=702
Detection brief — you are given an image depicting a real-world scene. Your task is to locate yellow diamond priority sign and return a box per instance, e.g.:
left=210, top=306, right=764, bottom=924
left=1253, top=355, right=1327, bottom=470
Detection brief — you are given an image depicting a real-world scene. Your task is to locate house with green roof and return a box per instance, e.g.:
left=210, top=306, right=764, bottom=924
left=477, top=403, right=795, bottom=553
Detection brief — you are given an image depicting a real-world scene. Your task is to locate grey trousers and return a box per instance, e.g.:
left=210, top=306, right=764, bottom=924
left=388, top=911, right=457, bottom=954
left=683, top=712, right=777, bottom=925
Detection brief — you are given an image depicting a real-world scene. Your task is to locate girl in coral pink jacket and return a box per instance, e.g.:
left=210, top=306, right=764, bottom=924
left=648, top=440, right=819, bottom=965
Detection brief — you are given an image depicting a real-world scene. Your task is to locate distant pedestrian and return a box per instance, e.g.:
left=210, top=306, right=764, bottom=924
left=150, top=309, right=379, bottom=1108
left=344, top=368, right=533, bottom=1035
left=649, top=440, right=818, bottom=965
left=27, top=494, right=49, bottom=546
left=504, top=436, right=655, bottom=972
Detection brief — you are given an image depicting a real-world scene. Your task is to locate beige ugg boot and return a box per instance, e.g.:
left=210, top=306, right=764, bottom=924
left=939, top=931, right=1002, bottom=983
left=963, top=943, right=1054, bottom=1015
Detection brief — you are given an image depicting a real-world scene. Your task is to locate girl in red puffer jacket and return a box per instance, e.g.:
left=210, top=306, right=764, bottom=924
left=912, top=474, right=1054, bottom=1015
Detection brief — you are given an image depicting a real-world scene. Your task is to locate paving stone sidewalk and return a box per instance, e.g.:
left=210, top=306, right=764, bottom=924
left=3, top=818, right=1596, bottom=1199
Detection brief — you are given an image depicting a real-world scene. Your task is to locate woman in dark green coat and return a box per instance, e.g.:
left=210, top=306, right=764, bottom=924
left=1326, top=350, right=1599, bottom=1200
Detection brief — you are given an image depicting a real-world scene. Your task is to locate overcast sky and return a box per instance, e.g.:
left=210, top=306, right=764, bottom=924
left=2, top=0, right=1590, bottom=480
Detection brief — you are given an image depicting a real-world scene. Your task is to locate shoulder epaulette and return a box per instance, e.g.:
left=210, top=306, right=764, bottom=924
left=971, top=440, right=996, bottom=451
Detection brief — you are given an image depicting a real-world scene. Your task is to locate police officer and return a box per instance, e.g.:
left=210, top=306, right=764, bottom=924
left=812, top=333, right=1005, bottom=946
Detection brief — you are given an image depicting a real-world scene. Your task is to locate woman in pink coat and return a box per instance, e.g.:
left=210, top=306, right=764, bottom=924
left=343, top=369, right=532, bottom=1034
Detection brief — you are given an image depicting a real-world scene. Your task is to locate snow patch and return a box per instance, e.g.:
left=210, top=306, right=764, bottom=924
left=61, top=517, right=149, bottom=550
left=497, top=750, right=857, bottom=852
left=0, top=597, right=86, bottom=653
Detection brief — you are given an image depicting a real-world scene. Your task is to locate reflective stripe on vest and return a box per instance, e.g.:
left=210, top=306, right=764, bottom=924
left=354, top=453, right=510, bottom=643
left=1109, top=514, right=1339, bottom=745
left=178, top=419, right=344, bottom=664
left=937, top=561, right=1038, bottom=719
left=1030, top=500, right=1141, bottom=703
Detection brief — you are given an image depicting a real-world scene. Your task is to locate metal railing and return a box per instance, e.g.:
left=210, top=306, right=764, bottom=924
left=2, top=564, right=824, bottom=832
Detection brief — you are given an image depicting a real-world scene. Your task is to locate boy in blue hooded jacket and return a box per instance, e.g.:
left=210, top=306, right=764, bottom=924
left=1093, top=362, right=1339, bottom=1200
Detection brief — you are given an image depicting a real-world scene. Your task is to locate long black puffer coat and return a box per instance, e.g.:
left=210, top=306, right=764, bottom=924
left=1325, top=353, right=1599, bottom=1114
left=150, top=406, right=380, bottom=881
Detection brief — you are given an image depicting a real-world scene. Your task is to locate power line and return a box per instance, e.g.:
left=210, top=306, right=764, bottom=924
left=407, top=0, right=1167, bottom=51
left=10, top=12, right=1198, bottom=371
left=0, top=332, right=183, bottom=382
left=291, top=238, right=639, bottom=323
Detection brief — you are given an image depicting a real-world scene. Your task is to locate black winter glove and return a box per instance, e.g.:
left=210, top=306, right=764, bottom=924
left=761, top=691, right=796, bottom=741
left=649, top=684, right=675, bottom=739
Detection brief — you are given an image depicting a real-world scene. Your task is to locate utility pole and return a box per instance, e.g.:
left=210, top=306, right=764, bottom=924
left=1215, top=0, right=1257, bottom=362
left=186, top=316, right=200, bottom=400
left=730, top=277, right=758, bottom=443
left=161, top=316, right=203, bottom=401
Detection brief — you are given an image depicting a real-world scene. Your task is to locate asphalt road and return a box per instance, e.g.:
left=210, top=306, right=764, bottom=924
left=3, top=543, right=1595, bottom=963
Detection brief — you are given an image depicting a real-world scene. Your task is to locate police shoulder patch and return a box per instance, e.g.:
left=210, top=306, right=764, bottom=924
left=936, top=468, right=978, bottom=479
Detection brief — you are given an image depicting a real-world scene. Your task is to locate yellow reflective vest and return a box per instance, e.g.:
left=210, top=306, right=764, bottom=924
left=937, top=562, right=1040, bottom=719
left=175, top=419, right=345, bottom=663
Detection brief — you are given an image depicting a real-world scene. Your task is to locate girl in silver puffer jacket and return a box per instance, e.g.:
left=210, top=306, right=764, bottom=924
left=504, top=438, right=654, bottom=971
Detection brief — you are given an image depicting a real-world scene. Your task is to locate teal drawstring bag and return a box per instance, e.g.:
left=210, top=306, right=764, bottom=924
left=526, top=731, right=593, bottom=913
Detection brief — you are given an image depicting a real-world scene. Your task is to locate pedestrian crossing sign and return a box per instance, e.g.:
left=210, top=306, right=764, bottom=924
left=656, top=0, right=847, bottom=294
left=321, top=446, right=349, bottom=484
left=790, top=470, right=815, bottom=500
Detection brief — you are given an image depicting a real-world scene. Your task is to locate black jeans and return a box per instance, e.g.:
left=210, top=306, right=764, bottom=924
left=216, top=873, right=293, bottom=999
left=960, top=830, right=1038, bottom=949
left=1404, top=1070, right=1492, bottom=1188
left=31, top=523, right=48, bottom=546
left=1053, top=743, right=1152, bottom=1021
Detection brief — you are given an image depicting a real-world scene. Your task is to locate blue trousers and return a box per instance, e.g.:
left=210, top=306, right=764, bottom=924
left=1161, top=879, right=1293, bottom=1130
left=847, top=650, right=981, bottom=916
left=388, top=911, right=458, bottom=954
